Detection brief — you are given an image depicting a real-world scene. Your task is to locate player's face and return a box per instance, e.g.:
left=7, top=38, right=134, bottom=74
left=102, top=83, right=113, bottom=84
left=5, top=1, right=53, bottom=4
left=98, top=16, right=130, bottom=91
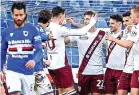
left=130, top=9, right=139, bottom=24
left=123, top=16, right=132, bottom=27
left=84, top=15, right=91, bottom=25
left=109, top=19, right=120, bottom=32
left=12, top=9, right=26, bottom=27
left=59, top=13, right=65, bottom=25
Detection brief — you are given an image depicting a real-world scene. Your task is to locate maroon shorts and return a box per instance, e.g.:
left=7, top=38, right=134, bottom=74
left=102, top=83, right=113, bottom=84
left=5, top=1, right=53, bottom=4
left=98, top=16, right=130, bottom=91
left=131, top=70, right=139, bottom=88
left=104, top=68, right=122, bottom=94
left=77, top=74, right=104, bottom=95
left=118, top=72, right=132, bottom=92
left=48, top=65, right=74, bottom=89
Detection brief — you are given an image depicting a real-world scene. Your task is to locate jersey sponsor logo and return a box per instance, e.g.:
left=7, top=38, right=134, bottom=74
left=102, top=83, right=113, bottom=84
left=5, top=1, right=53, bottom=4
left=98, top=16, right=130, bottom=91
left=130, top=30, right=137, bottom=37
left=79, top=35, right=88, bottom=40
left=12, top=54, right=28, bottom=59
left=34, top=35, right=41, bottom=41
left=85, top=40, right=99, bottom=59
left=8, top=39, right=31, bottom=45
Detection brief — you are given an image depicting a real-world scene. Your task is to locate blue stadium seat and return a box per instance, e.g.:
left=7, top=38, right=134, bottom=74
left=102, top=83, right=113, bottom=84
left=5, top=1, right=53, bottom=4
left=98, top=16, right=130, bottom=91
left=7, top=20, right=14, bottom=27
left=28, top=15, right=33, bottom=23
left=96, top=18, right=108, bottom=28
left=6, top=12, right=12, bottom=20
left=1, top=18, right=8, bottom=28
left=72, top=56, right=79, bottom=65
left=72, top=48, right=79, bottom=56
left=1, top=11, right=6, bottom=18
left=66, top=47, right=72, bottom=56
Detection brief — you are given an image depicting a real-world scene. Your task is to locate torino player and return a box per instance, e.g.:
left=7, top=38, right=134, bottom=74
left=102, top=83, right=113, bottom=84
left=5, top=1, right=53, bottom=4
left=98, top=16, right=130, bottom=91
left=106, top=5, right=139, bottom=95
left=34, top=10, right=54, bottom=95
left=1, top=2, right=42, bottom=95
left=65, top=11, right=107, bottom=95
left=46, top=6, right=97, bottom=95
left=117, top=11, right=134, bottom=95
left=104, top=14, right=126, bottom=95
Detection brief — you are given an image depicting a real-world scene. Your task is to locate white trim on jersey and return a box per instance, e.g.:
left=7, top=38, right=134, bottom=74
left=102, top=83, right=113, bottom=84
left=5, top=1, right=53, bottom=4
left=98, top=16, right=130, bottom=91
left=8, top=51, right=34, bottom=54
left=8, top=44, right=33, bottom=48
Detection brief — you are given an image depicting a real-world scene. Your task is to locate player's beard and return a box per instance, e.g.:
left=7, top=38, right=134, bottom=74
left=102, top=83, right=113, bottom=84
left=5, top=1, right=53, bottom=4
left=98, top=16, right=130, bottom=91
left=110, top=27, right=116, bottom=33
left=14, top=19, right=25, bottom=27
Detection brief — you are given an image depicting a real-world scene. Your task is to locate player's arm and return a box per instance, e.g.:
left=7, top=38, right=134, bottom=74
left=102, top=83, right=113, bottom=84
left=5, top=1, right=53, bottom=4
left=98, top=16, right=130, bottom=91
left=106, top=34, right=133, bottom=48
left=106, top=26, right=138, bottom=48
left=66, top=17, right=84, bottom=28
left=64, top=36, right=71, bottom=44
left=40, top=32, right=49, bottom=41
left=102, top=37, right=108, bottom=55
left=61, top=15, right=97, bottom=36
left=1, top=31, right=8, bottom=71
left=25, top=28, right=43, bottom=69
left=36, top=26, right=49, bottom=41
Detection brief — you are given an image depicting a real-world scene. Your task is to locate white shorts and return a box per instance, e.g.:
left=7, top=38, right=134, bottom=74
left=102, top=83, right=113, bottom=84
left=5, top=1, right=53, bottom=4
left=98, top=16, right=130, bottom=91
left=6, top=70, right=35, bottom=95
left=34, top=70, right=53, bottom=95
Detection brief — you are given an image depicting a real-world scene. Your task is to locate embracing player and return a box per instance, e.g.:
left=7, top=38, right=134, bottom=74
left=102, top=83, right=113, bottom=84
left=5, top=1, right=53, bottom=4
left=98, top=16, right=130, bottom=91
left=46, top=6, right=97, bottom=95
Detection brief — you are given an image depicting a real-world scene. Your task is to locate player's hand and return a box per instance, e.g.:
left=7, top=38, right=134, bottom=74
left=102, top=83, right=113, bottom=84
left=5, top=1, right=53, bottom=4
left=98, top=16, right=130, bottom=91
left=0, top=74, right=6, bottom=95
left=105, top=34, right=114, bottom=41
left=44, top=60, right=51, bottom=66
left=49, top=31, right=53, bottom=40
left=65, top=17, right=75, bottom=24
left=93, top=13, right=98, bottom=20
left=0, top=72, right=4, bottom=83
left=25, top=60, right=36, bottom=69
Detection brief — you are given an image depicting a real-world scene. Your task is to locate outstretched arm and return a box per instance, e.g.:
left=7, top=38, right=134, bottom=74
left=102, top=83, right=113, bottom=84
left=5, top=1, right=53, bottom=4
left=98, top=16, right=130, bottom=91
left=61, top=14, right=98, bottom=36
left=66, top=17, right=84, bottom=28
left=106, top=34, right=133, bottom=48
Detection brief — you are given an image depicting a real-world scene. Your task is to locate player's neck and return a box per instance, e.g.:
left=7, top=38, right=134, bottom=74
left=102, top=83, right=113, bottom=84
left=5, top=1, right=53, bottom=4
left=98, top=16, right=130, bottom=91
left=136, top=19, right=139, bottom=25
left=113, top=29, right=122, bottom=34
left=52, top=18, right=60, bottom=25
left=38, top=23, right=48, bottom=28
left=14, top=23, right=24, bottom=28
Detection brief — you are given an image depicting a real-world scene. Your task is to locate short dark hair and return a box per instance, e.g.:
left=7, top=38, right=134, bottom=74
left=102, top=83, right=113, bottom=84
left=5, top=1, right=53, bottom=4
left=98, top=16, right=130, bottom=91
left=84, top=11, right=95, bottom=17
left=11, top=2, right=26, bottom=13
left=110, top=14, right=123, bottom=23
left=122, top=11, right=130, bottom=17
left=38, top=10, right=51, bottom=24
left=52, top=6, right=65, bottom=17
left=131, top=5, right=139, bottom=13
left=25, top=14, right=27, bottom=20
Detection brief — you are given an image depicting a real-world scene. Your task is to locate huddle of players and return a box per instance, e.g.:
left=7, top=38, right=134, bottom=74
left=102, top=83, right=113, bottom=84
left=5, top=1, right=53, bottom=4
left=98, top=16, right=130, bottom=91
left=1, top=1, right=139, bottom=95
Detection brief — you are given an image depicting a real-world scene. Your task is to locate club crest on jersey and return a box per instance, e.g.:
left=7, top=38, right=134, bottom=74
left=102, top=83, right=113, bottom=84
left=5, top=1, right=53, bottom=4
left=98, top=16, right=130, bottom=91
left=10, top=33, right=14, bottom=37
left=130, top=30, right=137, bottom=37
left=23, top=31, right=28, bottom=37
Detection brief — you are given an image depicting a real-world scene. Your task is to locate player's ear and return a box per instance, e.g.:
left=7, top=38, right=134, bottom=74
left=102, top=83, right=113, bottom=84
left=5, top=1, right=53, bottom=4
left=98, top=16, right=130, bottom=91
left=137, top=14, right=139, bottom=18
